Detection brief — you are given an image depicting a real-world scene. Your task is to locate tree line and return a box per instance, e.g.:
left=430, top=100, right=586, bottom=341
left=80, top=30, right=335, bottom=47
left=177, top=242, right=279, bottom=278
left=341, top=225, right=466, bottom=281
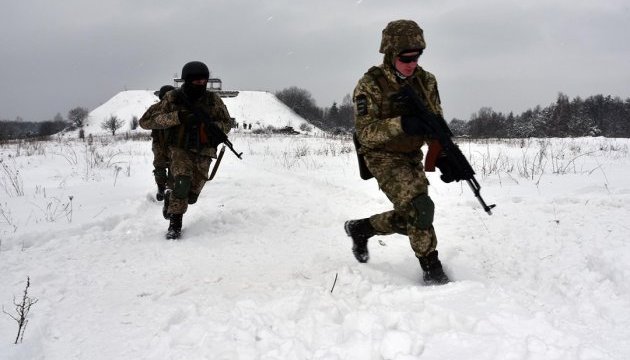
left=275, top=87, right=354, bottom=134
left=0, top=115, right=69, bottom=140
left=4, top=89, right=629, bottom=140
left=276, top=87, right=630, bottom=138
left=444, top=93, right=630, bottom=138
left=1, top=106, right=128, bottom=140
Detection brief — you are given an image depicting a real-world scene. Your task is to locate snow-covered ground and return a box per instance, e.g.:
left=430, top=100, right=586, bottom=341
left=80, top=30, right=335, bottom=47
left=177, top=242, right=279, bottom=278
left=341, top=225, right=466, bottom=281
left=85, top=90, right=319, bottom=136
left=1, top=135, right=629, bottom=359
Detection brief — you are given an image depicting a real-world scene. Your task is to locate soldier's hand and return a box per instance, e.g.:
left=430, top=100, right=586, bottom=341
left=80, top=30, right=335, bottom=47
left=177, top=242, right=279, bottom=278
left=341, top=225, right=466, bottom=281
left=206, top=121, right=228, bottom=145
left=435, top=152, right=456, bottom=183
left=400, top=114, right=433, bottom=136
left=178, top=110, right=196, bottom=125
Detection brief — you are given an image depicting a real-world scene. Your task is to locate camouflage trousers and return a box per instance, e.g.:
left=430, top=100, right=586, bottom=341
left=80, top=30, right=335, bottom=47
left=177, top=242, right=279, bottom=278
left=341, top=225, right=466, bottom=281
left=166, top=147, right=213, bottom=215
left=152, top=136, right=170, bottom=187
left=364, top=151, right=438, bottom=258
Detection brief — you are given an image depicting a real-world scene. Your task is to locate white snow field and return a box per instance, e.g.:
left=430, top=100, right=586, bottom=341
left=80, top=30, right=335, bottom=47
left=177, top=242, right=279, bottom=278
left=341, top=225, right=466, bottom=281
left=1, top=134, right=629, bottom=359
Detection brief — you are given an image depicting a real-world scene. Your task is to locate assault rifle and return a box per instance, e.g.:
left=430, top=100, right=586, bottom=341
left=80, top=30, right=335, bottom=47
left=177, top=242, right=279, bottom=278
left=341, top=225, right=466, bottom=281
left=399, top=85, right=496, bottom=215
left=200, top=117, right=243, bottom=159
left=179, top=91, right=243, bottom=159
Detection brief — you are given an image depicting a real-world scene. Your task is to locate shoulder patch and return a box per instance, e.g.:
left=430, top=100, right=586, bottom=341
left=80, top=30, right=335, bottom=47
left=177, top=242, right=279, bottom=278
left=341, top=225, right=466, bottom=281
left=355, top=94, right=368, bottom=116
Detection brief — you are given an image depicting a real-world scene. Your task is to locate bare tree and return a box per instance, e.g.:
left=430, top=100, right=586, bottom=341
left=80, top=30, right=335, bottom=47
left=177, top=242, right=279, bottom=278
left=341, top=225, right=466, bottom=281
left=101, top=115, right=124, bottom=135
left=2, top=276, right=38, bottom=344
left=68, top=107, right=89, bottom=129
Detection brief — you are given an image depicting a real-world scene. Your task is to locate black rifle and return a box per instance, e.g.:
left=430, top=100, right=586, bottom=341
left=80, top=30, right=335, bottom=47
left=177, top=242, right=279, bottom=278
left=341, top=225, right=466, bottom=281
left=399, top=85, right=496, bottom=215
left=179, top=91, right=243, bottom=159
left=200, top=116, right=243, bottom=159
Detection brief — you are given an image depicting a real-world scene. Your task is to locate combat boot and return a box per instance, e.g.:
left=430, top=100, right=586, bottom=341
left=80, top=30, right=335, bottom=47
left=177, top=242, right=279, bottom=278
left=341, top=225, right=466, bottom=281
left=419, top=250, right=450, bottom=285
left=166, top=214, right=183, bottom=240
left=156, top=184, right=166, bottom=201
left=344, top=218, right=375, bottom=263
left=162, top=189, right=171, bottom=220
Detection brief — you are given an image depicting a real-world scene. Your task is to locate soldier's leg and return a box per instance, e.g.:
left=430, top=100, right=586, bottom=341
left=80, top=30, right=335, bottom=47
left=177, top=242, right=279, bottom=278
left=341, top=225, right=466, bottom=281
left=367, top=153, right=448, bottom=283
left=364, top=153, right=423, bottom=238
left=344, top=153, right=414, bottom=263
left=375, top=166, right=435, bottom=257
left=167, top=148, right=194, bottom=215
left=152, top=140, right=170, bottom=200
left=405, top=192, right=447, bottom=283
left=188, top=155, right=212, bottom=205
left=369, top=210, right=408, bottom=236
left=406, top=195, right=438, bottom=257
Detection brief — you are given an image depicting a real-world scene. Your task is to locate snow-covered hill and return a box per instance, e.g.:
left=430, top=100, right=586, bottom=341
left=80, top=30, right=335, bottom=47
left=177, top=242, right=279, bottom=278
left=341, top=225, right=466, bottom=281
left=85, top=90, right=157, bottom=135
left=85, top=90, right=318, bottom=135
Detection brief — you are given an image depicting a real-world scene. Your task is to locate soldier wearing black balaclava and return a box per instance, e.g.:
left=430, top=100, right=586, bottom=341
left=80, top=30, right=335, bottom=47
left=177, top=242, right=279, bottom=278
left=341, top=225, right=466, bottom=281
left=140, top=61, right=232, bottom=240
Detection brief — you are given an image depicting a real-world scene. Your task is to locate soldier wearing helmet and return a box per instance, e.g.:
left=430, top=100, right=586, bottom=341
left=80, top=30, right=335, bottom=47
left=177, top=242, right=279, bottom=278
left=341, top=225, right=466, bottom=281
left=344, top=20, right=450, bottom=284
left=140, top=61, right=233, bottom=240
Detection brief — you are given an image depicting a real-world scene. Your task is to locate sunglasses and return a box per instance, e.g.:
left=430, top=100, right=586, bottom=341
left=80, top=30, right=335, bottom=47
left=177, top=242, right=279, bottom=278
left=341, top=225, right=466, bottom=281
left=398, top=53, right=421, bottom=63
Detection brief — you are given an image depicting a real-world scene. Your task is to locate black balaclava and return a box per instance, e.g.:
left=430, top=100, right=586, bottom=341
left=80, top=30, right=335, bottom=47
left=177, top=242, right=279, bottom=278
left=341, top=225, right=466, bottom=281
left=182, top=80, right=206, bottom=101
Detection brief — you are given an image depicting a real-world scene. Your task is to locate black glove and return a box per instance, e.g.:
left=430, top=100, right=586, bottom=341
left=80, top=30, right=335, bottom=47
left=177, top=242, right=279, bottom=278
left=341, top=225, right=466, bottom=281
left=400, top=114, right=432, bottom=136
left=435, top=152, right=456, bottom=183
left=178, top=110, right=197, bottom=125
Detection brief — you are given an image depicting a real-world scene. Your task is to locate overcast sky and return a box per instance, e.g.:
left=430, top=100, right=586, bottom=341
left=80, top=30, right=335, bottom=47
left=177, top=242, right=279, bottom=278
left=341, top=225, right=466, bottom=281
left=1, top=0, right=629, bottom=122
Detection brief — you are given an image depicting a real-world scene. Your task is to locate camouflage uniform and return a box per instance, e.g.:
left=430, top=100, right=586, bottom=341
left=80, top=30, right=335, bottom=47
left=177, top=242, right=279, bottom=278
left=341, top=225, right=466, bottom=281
left=354, top=63, right=442, bottom=258
left=346, top=20, right=449, bottom=284
left=140, top=95, right=172, bottom=195
left=151, top=129, right=170, bottom=188
left=140, top=88, right=232, bottom=215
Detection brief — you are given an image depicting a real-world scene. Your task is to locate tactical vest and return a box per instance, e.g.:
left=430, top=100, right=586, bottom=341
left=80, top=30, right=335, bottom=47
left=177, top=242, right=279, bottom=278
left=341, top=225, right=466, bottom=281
left=366, top=66, right=441, bottom=118
left=365, top=66, right=439, bottom=153
left=168, top=90, right=214, bottom=150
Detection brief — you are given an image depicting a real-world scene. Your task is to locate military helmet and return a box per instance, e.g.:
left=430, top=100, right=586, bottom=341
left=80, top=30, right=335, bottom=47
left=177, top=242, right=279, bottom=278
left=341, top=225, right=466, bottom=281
left=379, top=19, right=426, bottom=54
left=181, top=61, right=210, bottom=82
left=154, top=85, right=175, bottom=100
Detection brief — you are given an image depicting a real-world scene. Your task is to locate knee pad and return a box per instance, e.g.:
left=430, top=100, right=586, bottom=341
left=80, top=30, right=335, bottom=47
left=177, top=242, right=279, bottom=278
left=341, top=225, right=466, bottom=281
left=153, top=167, right=168, bottom=181
left=411, top=194, right=435, bottom=230
left=173, top=176, right=191, bottom=199
left=187, top=192, right=199, bottom=204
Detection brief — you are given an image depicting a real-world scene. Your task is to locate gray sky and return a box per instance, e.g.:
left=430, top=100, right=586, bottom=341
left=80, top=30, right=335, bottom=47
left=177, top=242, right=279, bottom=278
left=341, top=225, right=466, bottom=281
left=1, top=0, right=629, bottom=122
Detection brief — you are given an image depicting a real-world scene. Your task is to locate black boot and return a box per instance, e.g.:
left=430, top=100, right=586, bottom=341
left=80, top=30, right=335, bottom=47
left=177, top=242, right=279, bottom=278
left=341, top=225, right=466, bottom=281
left=166, top=214, right=183, bottom=240
left=162, top=189, right=171, bottom=220
left=419, top=250, right=450, bottom=285
left=156, top=184, right=166, bottom=201
left=344, top=218, right=375, bottom=263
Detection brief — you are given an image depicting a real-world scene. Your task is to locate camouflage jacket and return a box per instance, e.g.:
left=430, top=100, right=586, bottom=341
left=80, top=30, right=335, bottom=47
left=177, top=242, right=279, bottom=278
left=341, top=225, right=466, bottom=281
left=139, top=102, right=166, bottom=144
left=353, top=63, right=442, bottom=154
left=139, top=89, right=232, bottom=157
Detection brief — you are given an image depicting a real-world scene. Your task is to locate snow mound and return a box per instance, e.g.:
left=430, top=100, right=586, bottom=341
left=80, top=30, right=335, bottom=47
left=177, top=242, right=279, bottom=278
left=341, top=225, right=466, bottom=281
left=85, top=90, right=157, bottom=134
left=85, top=90, right=317, bottom=135
left=221, top=90, right=313, bottom=131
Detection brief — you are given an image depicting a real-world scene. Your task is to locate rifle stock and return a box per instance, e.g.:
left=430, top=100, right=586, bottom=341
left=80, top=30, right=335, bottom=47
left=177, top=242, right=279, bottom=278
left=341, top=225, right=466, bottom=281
left=424, top=141, right=442, bottom=172
left=400, top=85, right=496, bottom=215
